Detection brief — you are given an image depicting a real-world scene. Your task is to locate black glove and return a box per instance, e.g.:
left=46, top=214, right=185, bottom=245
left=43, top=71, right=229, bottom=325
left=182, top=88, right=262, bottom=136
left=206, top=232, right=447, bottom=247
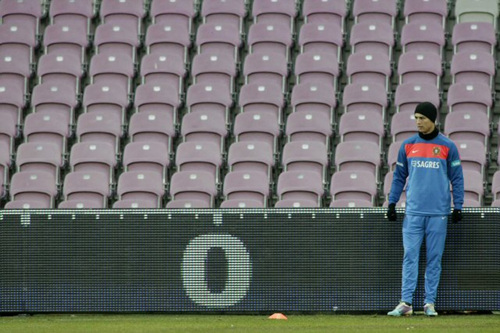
left=452, top=209, right=462, bottom=223
left=387, top=203, right=397, bottom=221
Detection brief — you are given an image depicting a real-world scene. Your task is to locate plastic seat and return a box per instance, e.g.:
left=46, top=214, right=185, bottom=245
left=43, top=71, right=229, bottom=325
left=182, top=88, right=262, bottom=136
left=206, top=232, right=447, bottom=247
left=394, top=83, right=440, bottom=114
left=128, top=111, right=176, bottom=153
left=401, top=21, right=445, bottom=56
left=294, top=52, right=339, bottom=90
left=349, top=21, right=394, bottom=57
left=83, top=81, right=130, bottom=127
left=169, top=171, right=217, bottom=207
left=201, top=0, right=247, bottom=34
left=37, top=53, right=83, bottom=97
left=140, top=53, right=186, bottom=97
left=145, top=22, right=191, bottom=64
left=330, top=198, right=374, bottom=208
left=302, top=0, right=347, bottom=30
left=462, top=169, right=484, bottom=205
left=186, top=82, right=233, bottom=124
left=43, top=23, right=89, bottom=64
left=390, top=112, right=417, bottom=142
left=196, top=22, right=241, bottom=62
left=8, top=171, right=58, bottom=208
left=282, top=141, right=329, bottom=181
left=451, top=22, right=496, bottom=54
left=227, top=141, right=275, bottom=180
left=339, top=111, right=384, bottom=146
left=70, top=142, right=117, bottom=184
left=454, top=140, right=487, bottom=175
left=94, top=22, right=139, bottom=62
left=100, top=0, right=145, bottom=36
left=16, top=141, right=63, bottom=184
left=387, top=141, right=404, bottom=171
left=455, top=0, right=498, bottom=27
left=113, top=198, right=159, bottom=209
left=50, top=0, right=95, bottom=36
left=175, top=142, right=223, bottom=183
left=220, top=199, right=264, bottom=209
left=31, top=82, right=78, bottom=126
left=61, top=171, right=111, bottom=208
left=192, top=52, right=237, bottom=93
left=89, top=53, right=135, bottom=94
left=298, top=22, right=343, bottom=59
left=180, top=109, right=227, bottom=152
left=247, top=22, right=293, bottom=62
left=58, top=199, right=105, bottom=209
left=4, top=199, right=50, bottom=209
left=252, top=0, right=297, bottom=31
left=223, top=170, right=270, bottom=207
left=23, top=112, right=70, bottom=156
left=334, top=141, right=381, bottom=180
left=450, top=51, right=495, bottom=87
left=166, top=199, right=211, bottom=209
left=238, top=83, right=284, bottom=124
left=444, top=110, right=490, bottom=147
left=150, top=0, right=196, bottom=34
left=276, top=170, right=324, bottom=206
left=117, top=170, right=165, bottom=208
left=76, top=111, right=123, bottom=155
left=342, top=83, right=388, bottom=119
left=403, top=0, right=447, bottom=27
left=0, top=112, right=17, bottom=157
left=346, top=51, right=391, bottom=89
left=447, top=82, right=492, bottom=117
left=291, top=82, right=337, bottom=124
left=330, top=170, right=377, bottom=203
left=0, top=53, right=31, bottom=95
left=285, top=111, right=332, bottom=147
left=0, top=23, right=36, bottom=65
left=123, top=142, right=170, bottom=183
left=0, top=81, right=25, bottom=128
left=134, top=82, right=180, bottom=125
left=233, top=112, right=281, bottom=154
left=352, top=0, right=397, bottom=26
left=0, top=0, right=42, bottom=36
left=274, top=198, right=320, bottom=208
left=243, top=52, right=288, bottom=93
left=397, top=51, right=443, bottom=87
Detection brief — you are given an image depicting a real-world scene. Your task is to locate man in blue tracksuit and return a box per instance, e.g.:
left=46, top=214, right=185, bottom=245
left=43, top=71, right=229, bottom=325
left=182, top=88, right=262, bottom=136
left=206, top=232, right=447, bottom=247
left=387, top=102, right=464, bottom=317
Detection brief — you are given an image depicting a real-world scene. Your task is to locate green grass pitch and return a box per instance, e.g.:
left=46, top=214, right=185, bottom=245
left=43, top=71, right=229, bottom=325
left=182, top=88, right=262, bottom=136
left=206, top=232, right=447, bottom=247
left=1, top=313, right=499, bottom=333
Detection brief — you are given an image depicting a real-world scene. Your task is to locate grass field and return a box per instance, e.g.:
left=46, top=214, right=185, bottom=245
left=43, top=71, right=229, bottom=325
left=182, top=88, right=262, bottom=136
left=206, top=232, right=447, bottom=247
left=1, top=313, right=499, bottom=333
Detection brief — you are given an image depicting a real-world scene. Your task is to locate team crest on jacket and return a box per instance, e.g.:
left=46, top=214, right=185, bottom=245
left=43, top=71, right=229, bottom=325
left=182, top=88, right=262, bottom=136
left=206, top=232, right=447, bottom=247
left=433, top=147, right=441, bottom=156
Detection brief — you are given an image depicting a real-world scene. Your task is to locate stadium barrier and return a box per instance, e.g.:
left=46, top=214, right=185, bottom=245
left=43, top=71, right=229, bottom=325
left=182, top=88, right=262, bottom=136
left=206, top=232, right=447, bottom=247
left=0, top=208, right=498, bottom=312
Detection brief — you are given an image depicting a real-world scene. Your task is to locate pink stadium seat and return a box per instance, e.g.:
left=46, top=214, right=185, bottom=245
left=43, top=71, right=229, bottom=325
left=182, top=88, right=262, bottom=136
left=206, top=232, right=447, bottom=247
left=403, top=0, right=447, bottom=27
left=451, top=22, right=496, bottom=54
left=69, top=142, right=117, bottom=184
left=0, top=0, right=42, bottom=36
left=123, top=142, right=170, bottom=183
left=352, top=0, right=397, bottom=26
left=339, top=110, right=384, bottom=147
left=145, top=22, right=191, bottom=64
left=0, top=52, right=31, bottom=95
left=134, top=82, right=180, bottom=125
left=291, top=82, right=337, bottom=124
left=298, top=22, right=343, bottom=59
left=447, top=82, right=492, bottom=117
left=295, top=52, right=339, bottom=90
left=186, top=82, right=233, bottom=124
left=23, top=112, right=70, bottom=156
left=401, top=21, right=445, bottom=56
left=140, top=53, right=186, bottom=97
left=169, top=171, right=217, bottom=208
left=334, top=141, right=381, bottom=181
left=128, top=111, right=176, bottom=153
left=192, top=52, right=237, bottom=93
left=50, top=0, right=95, bottom=36
left=349, top=21, right=394, bottom=57
left=37, top=53, right=83, bottom=97
left=330, top=170, right=377, bottom=203
left=450, top=51, right=495, bottom=87
left=150, top=0, right=196, bottom=34
left=397, top=51, right=443, bottom=87
left=282, top=141, right=329, bottom=181
left=394, top=83, right=440, bottom=114
left=196, top=22, right=242, bottom=62
left=444, top=110, right=490, bottom=147
left=89, top=53, right=135, bottom=94
left=16, top=142, right=63, bottom=185
left=31, top=82, right=78, bottom=126
left=252, top=0, right=297, bottom=31
left=276, top=170, right=324, bottom=206
left=227, top=141, right=275, bottom=180
left=387, top=141, right=404, bottom=171
left=100, top=0, right=145, bottom=36
left=43, top=22, right=88, bottom=64
left=454, top=140, right=487, bottom=175
left=94, top=22, right=139, bottom=62
left=346, top=51, right=391, bottom=90
left=8, top=171, right=58, bottom=208
left=285, top=111, right=332, bottom=147
left=244, top=52, right=288, bottom=93
left=223, top=170, right=270, bottom=207
left=302, top=0, right=347, bottom=30
left=117, top=170, right=165, bottom=208
left=61, top=171, right=111, bottom=208
left=342, top=83, right=388, bottom=119
left=180, top=109, right=228, bottom=153
left=76, top=111, right=123, bottom=155
left=247, top=22, right=293, bottom=62
left=201, top=0, right=247, bottom=34
left=83, top=82, right=129, bottom=126
left=175, top=142, right=223, bottom=183
left=233, top=112, right=281, bottom=154
left=238, top=83, right=285, bottom=124
left=0, top=23, right=37, bottom=65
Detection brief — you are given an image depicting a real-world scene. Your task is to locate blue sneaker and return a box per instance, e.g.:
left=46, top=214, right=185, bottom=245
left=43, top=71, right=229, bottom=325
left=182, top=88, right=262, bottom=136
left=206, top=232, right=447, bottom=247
left=424, top=303, right=438, bottom=316
left=387, top=302, right=413, bottom=316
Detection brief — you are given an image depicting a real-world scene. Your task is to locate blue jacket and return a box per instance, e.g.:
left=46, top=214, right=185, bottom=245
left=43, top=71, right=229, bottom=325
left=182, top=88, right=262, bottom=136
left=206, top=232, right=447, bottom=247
left=389, top=133, right=464, bottom=215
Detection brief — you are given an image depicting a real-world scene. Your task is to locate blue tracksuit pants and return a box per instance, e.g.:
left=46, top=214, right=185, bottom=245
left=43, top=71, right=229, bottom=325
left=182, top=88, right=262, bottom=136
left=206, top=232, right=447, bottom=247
left=401, top=214, right=448, bottom=305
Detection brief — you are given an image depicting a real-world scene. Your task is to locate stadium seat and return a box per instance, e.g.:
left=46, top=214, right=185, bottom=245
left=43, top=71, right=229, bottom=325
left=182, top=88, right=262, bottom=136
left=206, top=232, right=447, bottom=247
left=220, top=199, right=265, bottom=209
left=330, top=170, right=378, bottom=204
left=338, top=110, right=384, bottom=147
left=0, top=81, right=26, bottom=128
left=76, top=111, right=123, bottom=155
left=0, top=52, right=31, bottom=95
left=451, top=22, right=496, bottom=54
left=450, top=51, right=495, bottom=87
left=99, top=0, right=145, bottom=37
left=334, top=141, right=381, bottom=181
left=252, top=0, right=297, bottom=31
left=462, top=170, right=484, bottom=206
left=37, top=53, right=83, bottom=97
left=0, top=23, right=36, bottom=66
left=302, top=0, right=347, bottom=30
left=122, top=142, right=170, bottom=183
left=140, top=53, right=186, bottom=97
left=247, top=22, right=293, bottom=62
left=180, top=109, right=228, bottom=153
left=342, top=83, right=388, bottom=119
left=400, top=21, right=445, bottom=56
left=169, top=171, right=217, bottom=208
left=145, top=22, right=191, bottom=64
left=192, top=52, right=237, bottom=93
left=444, top=110, right=490, bottom=147
left=390, top=112, right=418, bottom=142
left=282, top=141, right=329, bottom=182
left=298, top=22, right=344, bottom=59
left=276, top=170, right=324, bottom=206
left=43, top=22, right=89, bottom=64
left=346, top=51, right=391, bottom=90
left=196, top=22, right=241, bottom=62
left=201, top=0, right=247, bottom=34
left=175, top=142, right=223, bottom=184
left=397, top=51, right=443, bottom=87
left=186, top=82, right=233, bottom=124
left=23, top=112, right=70, bottom=156
left=83, top=82, right=129, bottom=127
left=117, top=170, right=165, bottom=208
left=394, top=83, right=440, bottom=114
left=0, top=141, right=11, bottom=187
left=447, top=82, right=492, bottom=117
left=134, top=82, right=180, bottom=125
left=329, top=198, right=374, bottom=208
left=352, top=0, right=397, bottom=27
left=150, top=0, right=196, bottom=34
left=223, top=170, right=270, bottom=207
left=166, top=199, right=211, bottom=209
left=94, top=22, right=139, bottom=63
left=69, top=142, right=117, bottom=184
left=227, top=141, right=275, bottom=180
left=285, top=111, right=332, bottom=147
left=233, top=112, right=281, bottom=154
left=50, top=0, right=95, bottom=36
left=8, top=171, right=58, bottom=208
left=294, top=52, right=339, bottom=90
left=403, top=0, right=447, bottom=27
left=455, top=0, right=498, bottom=27
left=61, top=171, right=111, bottom=208
left=89, top=53, right=135, bottom=95
left=16, top=142, right=63, bottom=184
left=238, top=83, right=285, bottom=124
left=0, top=0, right=42, bottom=36
left=291, top=82, right=337, bottom=124
left=454, top=141, right=487, bottom=175
left=349, top=21, right=394, bottom=57
left=387, top=141, right=404, bottom=171
left=128, top=111, right=176, bottom=153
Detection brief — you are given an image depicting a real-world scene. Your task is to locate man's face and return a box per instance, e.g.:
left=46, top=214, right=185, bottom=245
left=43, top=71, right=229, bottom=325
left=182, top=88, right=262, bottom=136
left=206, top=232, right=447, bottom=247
left=414, top=113, right=435, bottom=134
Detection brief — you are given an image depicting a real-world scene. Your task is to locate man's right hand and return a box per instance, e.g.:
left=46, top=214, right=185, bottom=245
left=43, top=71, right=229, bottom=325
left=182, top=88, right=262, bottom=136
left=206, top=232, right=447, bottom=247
left=387, top=203, right=397, bottom=221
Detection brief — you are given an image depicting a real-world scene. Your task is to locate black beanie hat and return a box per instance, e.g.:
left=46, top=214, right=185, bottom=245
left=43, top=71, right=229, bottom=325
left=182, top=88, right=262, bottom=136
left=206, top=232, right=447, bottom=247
left=414, top=102, right=437, bottom=123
